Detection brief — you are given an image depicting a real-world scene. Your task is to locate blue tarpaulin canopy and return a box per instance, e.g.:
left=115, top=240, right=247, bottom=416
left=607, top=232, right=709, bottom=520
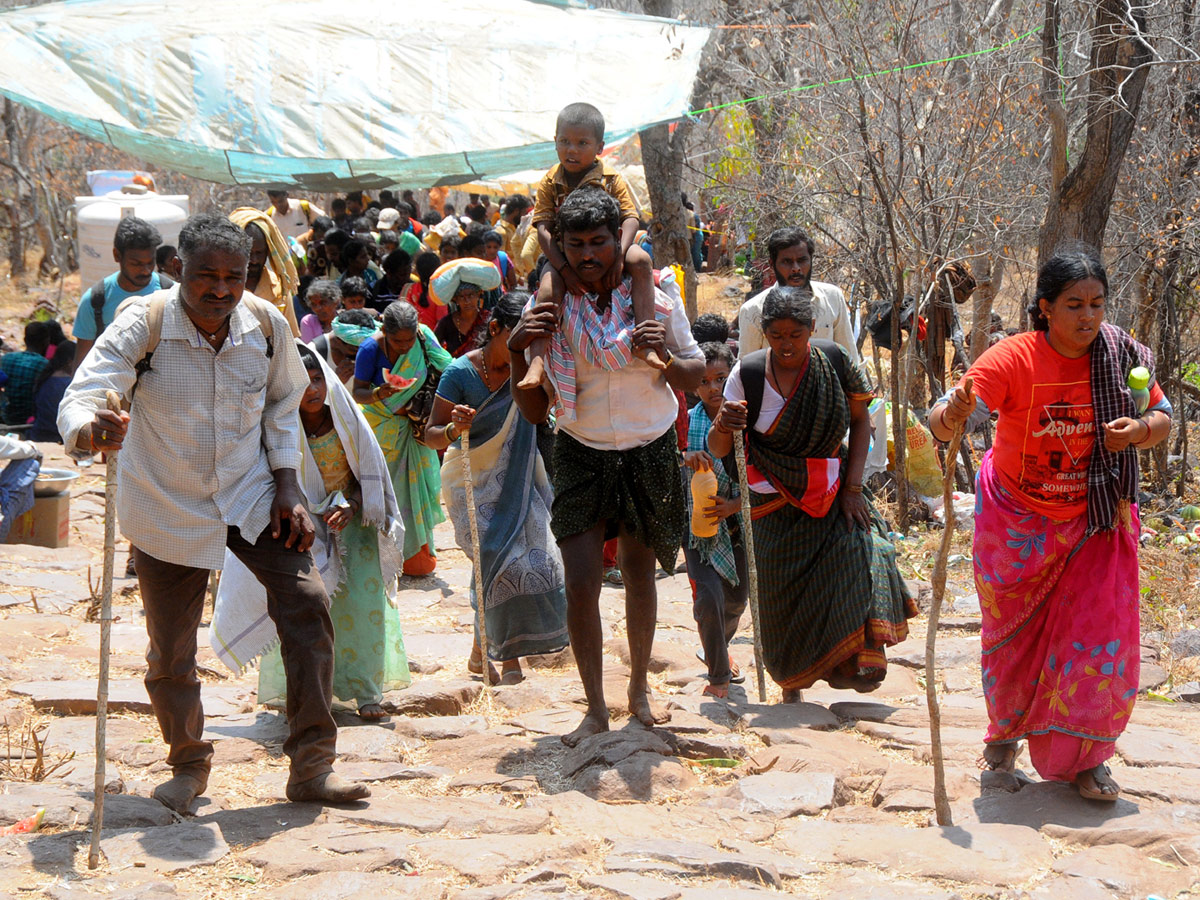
left=0, top=0, right=709, bottom=189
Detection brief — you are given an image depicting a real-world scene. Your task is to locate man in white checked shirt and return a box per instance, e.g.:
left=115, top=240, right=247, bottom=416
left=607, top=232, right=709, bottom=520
left=58, top=214, right=369, bottom=811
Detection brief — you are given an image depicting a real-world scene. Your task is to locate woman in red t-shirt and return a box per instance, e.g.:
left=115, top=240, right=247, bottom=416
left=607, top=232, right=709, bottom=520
left=929, top=245, right=1171, bottom=803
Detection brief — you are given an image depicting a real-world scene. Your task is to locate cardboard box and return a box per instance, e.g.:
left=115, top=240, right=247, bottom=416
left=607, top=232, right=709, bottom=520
left=5, top=492, right=70, bottom=548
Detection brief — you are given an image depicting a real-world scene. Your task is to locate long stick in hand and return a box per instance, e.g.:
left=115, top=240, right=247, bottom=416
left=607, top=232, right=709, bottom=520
left=926, top=375, right=972, bottom=827
left=460, top=429, right=490, bottom=690
left=89, top=389, right=122, bottom=869
left=732, top=435, right=767, bottom=703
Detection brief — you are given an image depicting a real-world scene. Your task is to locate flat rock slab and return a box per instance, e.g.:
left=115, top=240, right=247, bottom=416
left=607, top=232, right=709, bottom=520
left=1052, top=843, right=1200, bottom=898
left=260, top=872, right=445, bottom=899
left=744, top=729, right=892, bottom=779
left=563, top=727, right=673, bottom=777
left=394, top=714, right=488, bottom=740
left=241, top=822, right=412, bottom=879
left=507, top=707, right=582, bottom=735
left=201, top=711, right=290, bottom=744
left=1040, top=803, right=1200, bottom=862
left=1114, top=764, right=1200, bottom=804
left=581, top=872, right=682, bottom=900
left=605, top=838, right=782, bottom=888
left=334, top=723, right=422, bottom=760
left=953, top=779, right=1144, bottom=830
left=820, top=870, right=962, bottom=900
left=413, top=834, right=589, bottom=882
left=727, top=771, right=836, bottom=816
left=574, top=752, right=699, bottom=802
left=0, top=783, right=175, bottom=830
left=888, top=636, right=980, bottom=669
left=99, top=821, right=228, bottom=874
left=336, top=761, right=451, bottom=782
left=737, top=702, right=840, bottom=737
left=381, top=677, right=481, bottom=716
left=776, top=820, right=1054, bottom=885
left=332, top=794, right=551, bottom=835
left=1116, top=724, right=1200, bottom=768
left=9, top=679, right=249, bottom=717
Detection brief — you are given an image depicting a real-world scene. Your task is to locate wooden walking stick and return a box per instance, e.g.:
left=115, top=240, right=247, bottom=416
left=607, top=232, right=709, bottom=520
left=732, top=433, right=768, bottom=703
left=926, top=376, right=972, bottom=827
left=89, top=389, right=123, bottom=869
left=460, top=428, right=490, bottom=689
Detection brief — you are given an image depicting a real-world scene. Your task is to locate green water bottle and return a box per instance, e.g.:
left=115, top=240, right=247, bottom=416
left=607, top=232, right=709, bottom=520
left=1128, top=366, right=1151, bottom=415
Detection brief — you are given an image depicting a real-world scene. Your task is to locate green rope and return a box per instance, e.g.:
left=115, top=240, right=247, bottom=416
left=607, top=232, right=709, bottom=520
left=688, top=24, right=1044, bottom=118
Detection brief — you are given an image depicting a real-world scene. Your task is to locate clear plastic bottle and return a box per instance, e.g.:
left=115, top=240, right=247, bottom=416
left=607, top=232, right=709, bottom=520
left=690, top=468, right=720, bottom=538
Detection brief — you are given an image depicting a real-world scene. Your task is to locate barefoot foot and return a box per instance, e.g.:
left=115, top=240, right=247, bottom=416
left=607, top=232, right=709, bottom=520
left=517, top=356, right=547, bottom=390
left=628, top=688, right=671, bottom=727
left=702, top=682, right=730, bottom=699
left=286, top=771, right=370, bottom=804
left=152, top=773, right=206, bottom=814
left=499, top=661, right=525, bottom=686
left=467, top=649, right=500, bottom=685
left=642, top=349, right=668, bottom=370
left=562, top=711, right=609, bottom=747
left=357, top=702, right=388, bottom=720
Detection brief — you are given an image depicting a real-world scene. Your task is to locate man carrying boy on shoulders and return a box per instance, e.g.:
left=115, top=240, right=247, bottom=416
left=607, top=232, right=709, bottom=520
left=508, top=187, right=704, bottom=747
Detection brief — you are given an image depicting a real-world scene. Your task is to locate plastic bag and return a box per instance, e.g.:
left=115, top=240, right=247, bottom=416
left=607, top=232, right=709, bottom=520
left=884, top=403, right=943, bottom=498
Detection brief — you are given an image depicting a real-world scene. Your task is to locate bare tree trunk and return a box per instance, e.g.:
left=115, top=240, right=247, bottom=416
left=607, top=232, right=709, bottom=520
left=638, top=0, right=701, bottom=319
left=640, top=120, right=699, bottom=320
left=970, top=255, right=1003, bottom=363
left=1038, top=0, right=1153, bottom=261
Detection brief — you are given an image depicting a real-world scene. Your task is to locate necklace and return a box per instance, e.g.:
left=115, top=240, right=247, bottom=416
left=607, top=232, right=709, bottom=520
left=194, top=318, right=229, bottom=341
left=303, top=407, right=332, bottom=438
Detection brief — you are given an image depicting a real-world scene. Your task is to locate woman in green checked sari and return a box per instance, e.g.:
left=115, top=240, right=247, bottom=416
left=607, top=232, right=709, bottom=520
left=352, top=301, right=452, bottom=576
left=709, top=287, right=915, bottom=699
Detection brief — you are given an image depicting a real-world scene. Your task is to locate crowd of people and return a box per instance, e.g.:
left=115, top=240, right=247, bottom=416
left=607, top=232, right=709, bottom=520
left=0, top=100, right=1165, bottom=812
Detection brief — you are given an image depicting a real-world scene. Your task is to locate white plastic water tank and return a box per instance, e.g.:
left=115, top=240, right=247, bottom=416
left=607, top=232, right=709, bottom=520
left=75, top=187, right=189, bottom=287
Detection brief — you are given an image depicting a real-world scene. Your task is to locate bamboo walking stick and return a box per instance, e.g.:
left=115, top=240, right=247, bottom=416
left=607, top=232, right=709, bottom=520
left=926, top=376, right=972, bottom=827
left=460, top=428, right=490, bottom=689
left=89, top=390, right=123, bottom=869
left=732, top=434, right=767, bottom=703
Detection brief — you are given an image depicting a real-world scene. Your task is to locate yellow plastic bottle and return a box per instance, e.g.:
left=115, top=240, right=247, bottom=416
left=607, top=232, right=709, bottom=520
left=690, top=468, right=720, bottom=538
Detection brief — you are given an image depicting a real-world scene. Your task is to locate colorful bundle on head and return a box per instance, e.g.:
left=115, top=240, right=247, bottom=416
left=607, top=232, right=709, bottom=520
left=429, top=257, right=501, bottom=306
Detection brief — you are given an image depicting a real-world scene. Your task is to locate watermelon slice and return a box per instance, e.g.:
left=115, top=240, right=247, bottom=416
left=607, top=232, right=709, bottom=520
left=382, top=370, right=418, bottom=390
left=0, top=808, right=45, bottom=835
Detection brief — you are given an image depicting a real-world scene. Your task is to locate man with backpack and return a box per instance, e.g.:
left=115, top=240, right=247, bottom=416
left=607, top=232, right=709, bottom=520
left=265, top=189, right=325, bottom=241
left=58, top=213, right=369, bottom=812
left=737, top=226, right=860, bottom=364
left=73, top=216, right=171, bottom=363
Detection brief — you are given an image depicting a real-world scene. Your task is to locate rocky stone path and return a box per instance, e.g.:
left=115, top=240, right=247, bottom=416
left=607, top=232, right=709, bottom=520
left=1, top=444, right=1199, bottom=899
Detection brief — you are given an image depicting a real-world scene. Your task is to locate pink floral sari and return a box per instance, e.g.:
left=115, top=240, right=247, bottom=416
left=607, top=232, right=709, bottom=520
left=974, top=450, right=1140, bottom=781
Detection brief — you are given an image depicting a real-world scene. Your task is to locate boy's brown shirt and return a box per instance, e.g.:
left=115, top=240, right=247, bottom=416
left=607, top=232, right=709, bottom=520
left=531, top=159, right=639, bottom=229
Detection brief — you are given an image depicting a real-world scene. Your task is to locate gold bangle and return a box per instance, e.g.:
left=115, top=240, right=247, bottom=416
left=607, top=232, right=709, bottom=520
left=845, top=483, right=864, bottom=494
left=446, top=423, right=459, bottom=442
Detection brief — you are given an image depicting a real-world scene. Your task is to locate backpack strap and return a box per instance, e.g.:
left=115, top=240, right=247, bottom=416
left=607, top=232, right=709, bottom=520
left=130, top=293, right=276, bottom=389
left=810, top=338, right=851, bottom=396
left=238, top=295, right=275, bottom=358
left=740, top=349, right=768, bottom=434
left=88, top=279, right=108, bottom=337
